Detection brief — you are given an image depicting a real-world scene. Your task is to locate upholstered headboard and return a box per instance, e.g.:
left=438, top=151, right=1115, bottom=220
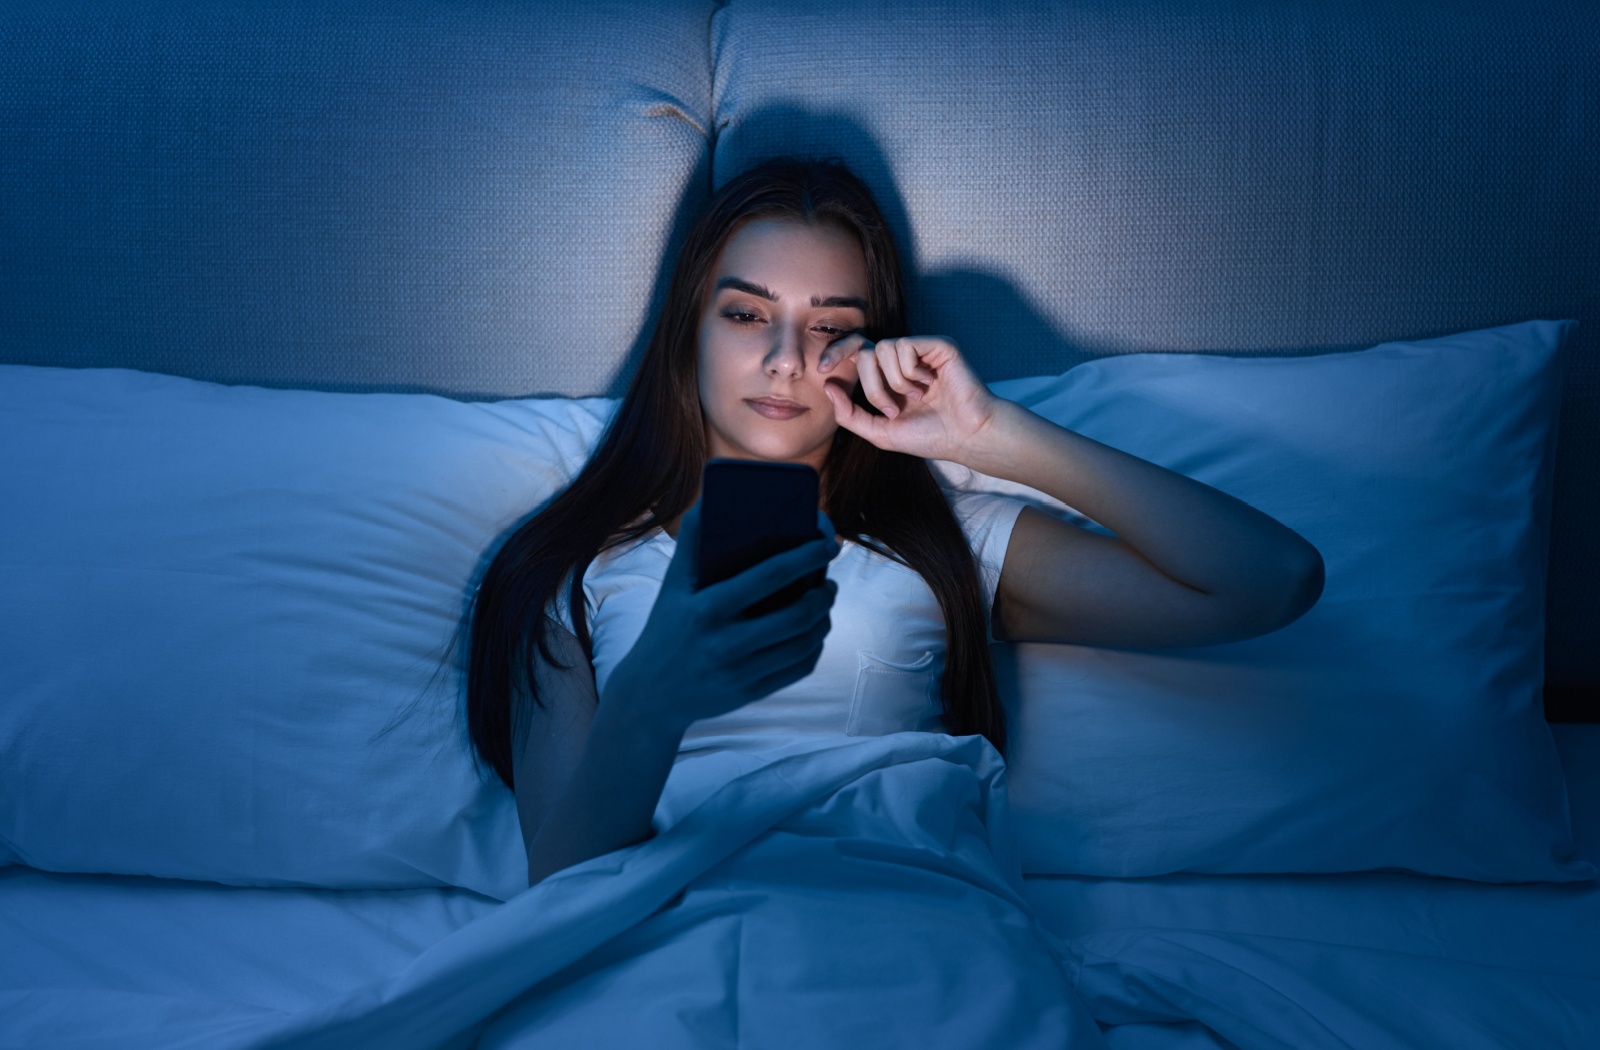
left=3, top=0, right=1596, bottom=709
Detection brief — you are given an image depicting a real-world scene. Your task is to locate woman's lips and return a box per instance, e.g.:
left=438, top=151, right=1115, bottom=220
left=746, top=398, right=809, bottom=420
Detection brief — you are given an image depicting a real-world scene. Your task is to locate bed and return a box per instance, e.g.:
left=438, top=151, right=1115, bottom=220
left=0, top=724, right=1596, bottom=1048
left=3, top=1, right=1598, bottom=1047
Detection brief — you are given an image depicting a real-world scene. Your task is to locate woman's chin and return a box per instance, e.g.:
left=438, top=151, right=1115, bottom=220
left=723, top=427, right=834, bottom=464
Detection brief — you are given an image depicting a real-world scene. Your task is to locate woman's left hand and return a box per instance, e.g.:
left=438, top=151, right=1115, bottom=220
left=818, top=334, right=1003, bottom=462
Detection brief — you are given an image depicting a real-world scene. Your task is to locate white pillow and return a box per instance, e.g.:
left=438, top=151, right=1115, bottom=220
left=935, top=320, right=1594, bottom=882
left=4, top=320, right=1586, bottom=894
left=0, top=365, right=615, bottom=900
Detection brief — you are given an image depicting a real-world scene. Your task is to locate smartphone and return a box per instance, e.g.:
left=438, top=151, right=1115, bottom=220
left=696, top=459, right=826, bottom=619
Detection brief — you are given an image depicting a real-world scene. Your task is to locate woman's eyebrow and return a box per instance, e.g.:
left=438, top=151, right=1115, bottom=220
left=714, top=276, right=867, bottom=311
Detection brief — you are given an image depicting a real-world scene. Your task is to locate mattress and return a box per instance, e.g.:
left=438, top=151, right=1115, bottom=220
left=2, top=725, right=1596, bottom=1047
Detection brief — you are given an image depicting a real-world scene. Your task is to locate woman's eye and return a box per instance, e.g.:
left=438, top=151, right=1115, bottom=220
left=721, top=310, right=859, bottom=336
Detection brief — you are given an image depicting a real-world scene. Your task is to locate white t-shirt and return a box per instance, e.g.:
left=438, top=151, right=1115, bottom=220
left=550, top=489, right=1027, bottom=752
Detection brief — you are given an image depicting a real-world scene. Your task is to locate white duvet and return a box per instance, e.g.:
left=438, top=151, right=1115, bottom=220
left=3, top=734, right=1108, bottom=1049
left=5, top=730, right=1598, bottom=1049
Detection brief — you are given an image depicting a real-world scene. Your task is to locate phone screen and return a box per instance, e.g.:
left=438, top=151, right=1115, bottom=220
left=696, top=459, right=824, bottom=618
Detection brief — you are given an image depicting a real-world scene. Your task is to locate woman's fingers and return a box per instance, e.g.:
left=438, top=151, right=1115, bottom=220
left=740, top=640, right=830, bottom=699
left=896, top=339, right=937, bottom=386
left=696, top=536, right=837, bottom=623
left=857, top=340, right=935, bottom=416
left=724, top=583, right=835, bottom=662
left=818, top=332, right=871, bottom=374
left=886, top=338, right=936, bottom=398
left=875, top=337, right=919, bottom=398
left=746, top=576, right=836, bottom=636
left=854, top=348, right=902, bottom=419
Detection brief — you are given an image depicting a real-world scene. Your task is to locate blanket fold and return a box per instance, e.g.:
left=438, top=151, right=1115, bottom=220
left=10, top=731, right=1591, bottom=1048
left=4, top=734, right=1108, bottom=1050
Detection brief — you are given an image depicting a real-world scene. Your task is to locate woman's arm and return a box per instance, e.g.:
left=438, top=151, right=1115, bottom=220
left=819, top=333, right=1324, bottom=650
left=513, top=621, right=595, bottom=849
left=968, top=400, right=1325, bottom=647
left=515, top=621, right=684, bottom=888
left=522, top=686, right=685, bottom=887
left=516, top=505, right=839, bottom=887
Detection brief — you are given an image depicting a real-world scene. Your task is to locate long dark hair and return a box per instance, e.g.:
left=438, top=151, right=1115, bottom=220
left=465, top=157, right=1004, bottom=789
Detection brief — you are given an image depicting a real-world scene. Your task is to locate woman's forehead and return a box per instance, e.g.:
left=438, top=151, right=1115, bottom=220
left=712, top=219, right=868, bottom=297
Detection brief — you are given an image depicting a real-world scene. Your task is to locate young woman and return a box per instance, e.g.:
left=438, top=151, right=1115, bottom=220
left=465, top=157, right=1325, bottom=887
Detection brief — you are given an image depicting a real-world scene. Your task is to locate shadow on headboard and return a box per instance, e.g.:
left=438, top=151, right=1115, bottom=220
left=1547, top=687, right=1600, bottom=724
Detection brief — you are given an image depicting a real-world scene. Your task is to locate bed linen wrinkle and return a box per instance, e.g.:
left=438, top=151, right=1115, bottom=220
left=0, top=989, right=286, bottom=1050
left=478, top=903, right=751, bottom=1049
left=1076, top=940, right=1323, bottom=1050
left=5, top=730, right=1600, bottom=1047
left=1096, top=1019, right=1240, bottom=1050
left=1071, top=926, right=1600, bottom=1049
left=276, top=733, right=1104, bottom=1049
left=1014, top=730, right=1600, bottom=1048
left=0, top=734, right=1108, bottom=1049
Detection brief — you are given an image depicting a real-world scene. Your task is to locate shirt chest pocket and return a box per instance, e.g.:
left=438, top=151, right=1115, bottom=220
left=846, top=649, right=943, bottom=737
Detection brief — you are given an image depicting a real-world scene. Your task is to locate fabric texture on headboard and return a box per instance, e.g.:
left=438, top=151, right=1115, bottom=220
left=3, top=0, right=1598, bottom=685
left=0, top=0, right=717, bottom=400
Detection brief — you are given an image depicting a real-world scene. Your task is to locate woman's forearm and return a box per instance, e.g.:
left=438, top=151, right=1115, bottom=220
left=524, top=697, right=685, bottom=887
left=966, top=400, right=1322, bottom=602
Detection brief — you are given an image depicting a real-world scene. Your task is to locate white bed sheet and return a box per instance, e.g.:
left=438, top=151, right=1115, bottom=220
left=2, top=733, right=1104, bottom=1048
left=0, top=872, right=499, bottom=1017
left=1020, top=723, right=1600, bottom=1048
left=1, top=726, right=1595, bottom=1048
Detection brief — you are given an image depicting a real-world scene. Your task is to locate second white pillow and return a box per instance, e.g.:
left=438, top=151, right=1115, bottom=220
left=935, top=321, right=1592, bottom=882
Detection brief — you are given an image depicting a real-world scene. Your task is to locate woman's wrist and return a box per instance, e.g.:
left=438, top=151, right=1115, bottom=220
left=588, top=688, right=688, bottom=755
left=524, top=685, right=686, bottom=886
left=594, top=680, right=692, bottom=748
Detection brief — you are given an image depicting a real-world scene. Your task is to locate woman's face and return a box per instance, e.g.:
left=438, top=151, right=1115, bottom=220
left=695, top=218, right=869, bottom=476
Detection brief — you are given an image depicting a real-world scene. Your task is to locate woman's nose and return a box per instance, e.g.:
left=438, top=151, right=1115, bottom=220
left=763, top=326, right=804, bottom=377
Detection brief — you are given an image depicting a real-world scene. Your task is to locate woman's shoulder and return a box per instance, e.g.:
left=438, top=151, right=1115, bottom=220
left=941, top=488, right=1029, bottom=548
left=553, top=527, right=674, bottom=623
left=942, top=484, right=1029, bottom=518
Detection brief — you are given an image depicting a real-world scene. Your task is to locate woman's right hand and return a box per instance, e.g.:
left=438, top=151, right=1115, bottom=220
left=601, top=501, right=840, bottom=736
